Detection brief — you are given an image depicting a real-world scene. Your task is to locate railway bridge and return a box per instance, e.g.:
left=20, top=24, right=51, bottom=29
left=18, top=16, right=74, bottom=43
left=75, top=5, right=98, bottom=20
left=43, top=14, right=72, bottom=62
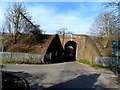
left=44, top=34, right=101, bottom=63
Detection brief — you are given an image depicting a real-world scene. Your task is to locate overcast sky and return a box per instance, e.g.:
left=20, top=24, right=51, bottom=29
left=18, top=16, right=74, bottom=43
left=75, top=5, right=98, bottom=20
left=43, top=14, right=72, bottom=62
left=0, top=1, right=110, bottom=34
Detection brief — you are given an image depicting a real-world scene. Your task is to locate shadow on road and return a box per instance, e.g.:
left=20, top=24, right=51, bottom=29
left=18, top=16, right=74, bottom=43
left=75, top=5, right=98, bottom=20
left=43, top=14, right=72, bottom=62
left=3, top=71, right=45, bottom=90
left=2, top=71, right=30, bottom=90
left=44, top=73, right=101, bottom=89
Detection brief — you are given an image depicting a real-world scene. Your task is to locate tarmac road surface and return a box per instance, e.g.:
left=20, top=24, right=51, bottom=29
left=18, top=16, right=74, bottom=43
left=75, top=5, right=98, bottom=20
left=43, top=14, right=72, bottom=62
left=4, top=61, right=119, bottom=90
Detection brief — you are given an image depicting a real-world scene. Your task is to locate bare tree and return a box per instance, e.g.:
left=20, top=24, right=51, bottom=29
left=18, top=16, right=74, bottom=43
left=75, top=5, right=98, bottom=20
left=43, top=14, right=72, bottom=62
left=5, top=17, right=12, bottom=34
left=66, top=31, right=73, bottom=34
left=102, top=0, right=120, bottom=36
left=4, top=2, right=32, bottom=44
left=103, top=0, right=119, bottom=15
left=57, top=28, right=67, bottom=34
left=90, top=12, right=118, bottom=50
left=30, top=24, right=42, bottom=35
left=19, top=11, right=42, bottom=34
left=90, top=12, right=117, bottom=37
left=56, top=30, right=63, bottom=34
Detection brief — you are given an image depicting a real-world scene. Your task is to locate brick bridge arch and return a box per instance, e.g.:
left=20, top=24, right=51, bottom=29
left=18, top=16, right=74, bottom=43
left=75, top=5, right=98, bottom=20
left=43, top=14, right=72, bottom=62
left=64, top=40, right=77, bottom=61
left=58, top=34, right=101, bottom=62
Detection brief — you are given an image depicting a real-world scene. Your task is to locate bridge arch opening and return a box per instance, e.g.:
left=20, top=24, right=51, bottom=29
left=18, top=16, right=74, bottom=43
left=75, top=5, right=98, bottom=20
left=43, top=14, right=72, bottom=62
left=64, top=41, right=77, bottom=61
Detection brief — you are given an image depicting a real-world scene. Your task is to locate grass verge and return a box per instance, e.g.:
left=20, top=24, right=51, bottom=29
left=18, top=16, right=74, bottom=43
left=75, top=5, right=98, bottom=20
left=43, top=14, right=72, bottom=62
left=79, top=59, right=117, bottom=70
left=3, top=60, right=42, bottom=64
left=79, top=59, right=120, bottom=84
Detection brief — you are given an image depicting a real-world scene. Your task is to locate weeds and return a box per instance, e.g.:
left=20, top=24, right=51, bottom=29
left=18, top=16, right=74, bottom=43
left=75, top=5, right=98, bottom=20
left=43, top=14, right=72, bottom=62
left=3, top=60, right=42, bottom=64
left=79, top=59, right=120, bottom=84
left=79, top=59, right=117, bottom=70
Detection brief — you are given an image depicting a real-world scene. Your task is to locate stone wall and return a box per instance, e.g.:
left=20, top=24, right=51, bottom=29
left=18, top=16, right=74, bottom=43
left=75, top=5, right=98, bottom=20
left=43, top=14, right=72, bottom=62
left=1, top=52, right=44, bottom=63
left=96, top=57, right=120, bottom=68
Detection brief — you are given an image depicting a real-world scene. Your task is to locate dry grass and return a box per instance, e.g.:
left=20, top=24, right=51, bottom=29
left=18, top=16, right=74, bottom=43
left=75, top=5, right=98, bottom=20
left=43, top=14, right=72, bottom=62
left=4, top=34, right=53, bottom=54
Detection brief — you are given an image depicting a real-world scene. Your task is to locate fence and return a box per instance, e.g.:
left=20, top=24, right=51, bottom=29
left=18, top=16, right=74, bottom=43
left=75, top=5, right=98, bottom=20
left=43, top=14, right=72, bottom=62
left=95, top=57, right=120, bottom=68
left=0, top=52, right=44, bottom=63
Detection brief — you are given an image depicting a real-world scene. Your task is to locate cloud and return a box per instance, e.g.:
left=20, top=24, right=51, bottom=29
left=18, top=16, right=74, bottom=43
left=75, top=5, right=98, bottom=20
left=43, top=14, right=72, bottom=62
left=0, top=2, right=105, bottom=34
left=26, top=3, right=97, bottom=34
